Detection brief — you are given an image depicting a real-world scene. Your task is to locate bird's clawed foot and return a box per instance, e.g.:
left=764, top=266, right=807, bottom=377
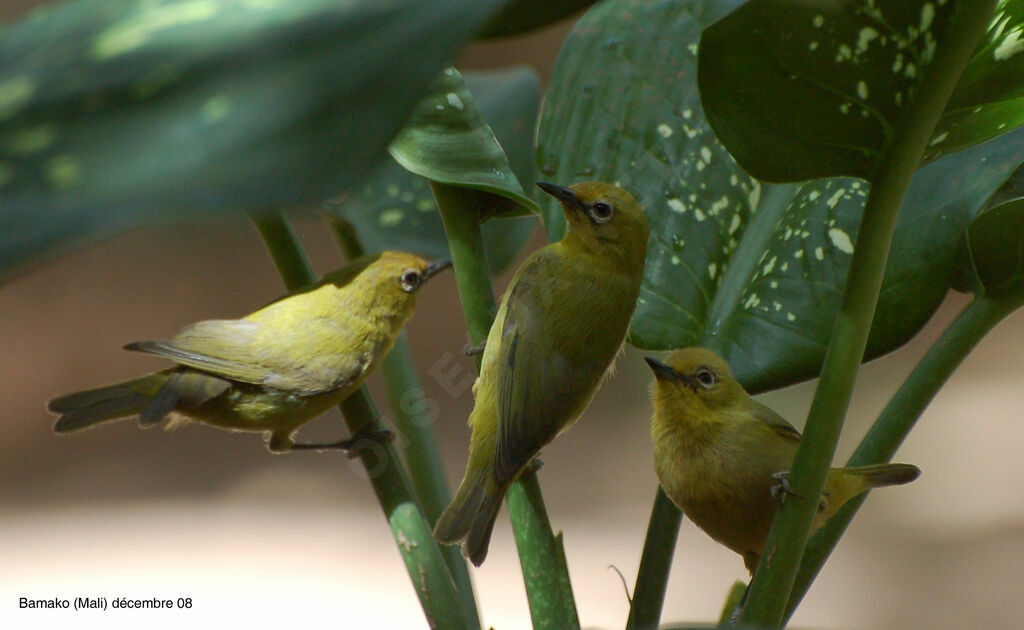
left=278, top=428, right=395, bottom=457
left=769, top=471, right=803, bottom=502
left=463, top=341, right=486, bottom=356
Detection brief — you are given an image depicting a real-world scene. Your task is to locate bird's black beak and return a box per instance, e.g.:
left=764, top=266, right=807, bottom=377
left=644, top=357, right=696, bottom=389
left=424, top=259, right=453, bottom=280
left=537, top=182, right=587, bottom=214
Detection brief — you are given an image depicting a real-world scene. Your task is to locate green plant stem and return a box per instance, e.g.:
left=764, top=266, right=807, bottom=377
left=328, top=215, right=481, bottom=629
left=783, top=292, right=1024, bottom=624
left=328, top=215, right=367, bottom=262
left=507, top=472, right=582, bottom=630
left=432, top=183, right=499, bottom=350
left=250, top=212, right=474, bottom=630
left=738, top=3, right=997, bottom=626
left=626, top=487, right=683, bottom=630
left=433, top=181, right=581, bottom=629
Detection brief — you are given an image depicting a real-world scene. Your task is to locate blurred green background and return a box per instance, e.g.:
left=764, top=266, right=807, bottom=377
left=2, top=2, right=1023, bottom=629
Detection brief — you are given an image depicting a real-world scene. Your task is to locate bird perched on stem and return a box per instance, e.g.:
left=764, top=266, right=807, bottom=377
left=49, top=251, right=450, bottom=453
left=434, top=181, right=649, bottom=566
left=646, top=347, right=920, bottom=574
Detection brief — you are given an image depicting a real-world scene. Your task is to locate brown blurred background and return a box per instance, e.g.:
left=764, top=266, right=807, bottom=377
left=3, top=3, right=1024, bottom=629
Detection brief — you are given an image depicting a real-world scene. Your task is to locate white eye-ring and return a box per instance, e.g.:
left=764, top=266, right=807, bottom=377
left=695, top=368, right=716, bottom=389
left=588, top=201, right=614, bottom=224
left=400, top=269, right=423, bottom=293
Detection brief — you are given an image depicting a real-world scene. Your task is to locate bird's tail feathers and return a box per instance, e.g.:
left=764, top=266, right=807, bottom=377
left=846, top=462, right=921, bottom=488
left=434, top=473, right=506, bottom=567
left=49, top=373, right=168, bottom=433
left=464, top=484, right=504, bottom=567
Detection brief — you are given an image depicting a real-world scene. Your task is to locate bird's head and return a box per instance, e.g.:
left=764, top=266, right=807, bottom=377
left=537, top=181, right=649, bottom=270
left=645, top=347, right=745, bottom=414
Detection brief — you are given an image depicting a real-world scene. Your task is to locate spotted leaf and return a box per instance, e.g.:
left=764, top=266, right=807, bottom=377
left=928, top=0, right=1024, bottom=160
left=537, top=0, right=1024, bottom=392
left=0, top=0, right=507, bottom=280
left=326, top=68, right=540, bottom=273
left=698, top=0, right=1013, bottom=182
left=387, top=66, right=538, bottom=217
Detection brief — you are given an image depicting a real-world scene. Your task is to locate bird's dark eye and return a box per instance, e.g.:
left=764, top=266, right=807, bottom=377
left=695, top=368, right=716, bottom=389
left=588, top=201, right=614, bottom=224
left=400, top=269, right=423, bottom=293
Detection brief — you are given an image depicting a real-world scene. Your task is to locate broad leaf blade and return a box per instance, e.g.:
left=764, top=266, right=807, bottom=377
left=966, top=197, right=1024, bottom=298
left=0, top=0, right=507, bottom=279
left=327, top=68, right=541, bottom=273
left=928, top=0, right=1024, bottom=159
left=388, top=66, right=538, bottom=217
left=478, top=0, right=597, bottom=38
left=698, top=0, right=966, bottom=181
left=537, top=0, right=1024, bottom=392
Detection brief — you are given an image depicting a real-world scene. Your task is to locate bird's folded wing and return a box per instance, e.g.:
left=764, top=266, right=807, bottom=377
left=494, top=256, right=589, bottom=484
left=751, top=401, right=802, bottom=443
left=125, top=319, right=338, bottom=394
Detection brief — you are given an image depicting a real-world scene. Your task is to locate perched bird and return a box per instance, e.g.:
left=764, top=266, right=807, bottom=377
left=49, top=251, right=450, bottom=452
left=646, top=347, right=920, bottom=574
left=435, top=181, right=650, bottom=566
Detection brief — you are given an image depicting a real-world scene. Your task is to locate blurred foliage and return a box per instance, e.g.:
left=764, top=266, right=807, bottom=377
left=0, top=0, right=507, bottom=281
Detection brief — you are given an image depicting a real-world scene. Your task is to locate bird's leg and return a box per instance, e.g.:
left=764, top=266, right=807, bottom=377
left=463, top=340, right=486, bottom=356
left=727, top=582, right=751, bottom=626
left=279, top=428, right=395, bottom=457
left=525, top=457, right=544, bottom=474
left=769, top=471, right=804, bottom=502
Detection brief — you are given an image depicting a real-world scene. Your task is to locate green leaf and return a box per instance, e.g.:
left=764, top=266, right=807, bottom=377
left=478, top=0, right=597, bottom=38
left=698, top=0, right=991, bottom=181
left=537, top=0, right=1024, bottom=392
left=388, top=66, right=538, bottom=217
left=326, top=68, right=540, bottom=273
left=966, top=197, right=1024, bottom=298
left=0, top=0, right=508, bottom=280
left=928, top=0, right=1024, bottom=160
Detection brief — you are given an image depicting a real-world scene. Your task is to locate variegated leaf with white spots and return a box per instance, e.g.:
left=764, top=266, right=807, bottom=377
left=699, top=0, right=1016, bottom=182
left=928, top=0, right=1024, bottom=160
left=537, top=0, right=1024, bottom=392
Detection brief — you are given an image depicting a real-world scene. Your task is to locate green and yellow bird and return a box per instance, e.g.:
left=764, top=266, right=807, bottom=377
left=646, top=347, right=921, bottom=574
left=49, top=251, right=450, bottom=453
left=435, top=181, right=650, bottom=566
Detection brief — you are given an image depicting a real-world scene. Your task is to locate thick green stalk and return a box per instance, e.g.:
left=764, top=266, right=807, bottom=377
left=783, top=292, right=1024, bottom=624
left=625, top=488, right=684, bottom=630
left=433, top=181, right=581, bottom=629
left=738, top=3, right=997, bottom=626
left=250, top=212, right=474, bottom=630
left=431, top=183, right=499, bottom=350
left=507, top=472, right=582, bottom=630
left=328, top=215, right=481, bottom=628
left=381, top=333, right=481, bottom=625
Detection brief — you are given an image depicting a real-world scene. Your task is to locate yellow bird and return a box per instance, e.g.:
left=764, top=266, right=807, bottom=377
left=435, top=181, right=650, bottom=566
left=49, top=251, right=450, bottom=452
left=646, top=347, right=920, bottom=574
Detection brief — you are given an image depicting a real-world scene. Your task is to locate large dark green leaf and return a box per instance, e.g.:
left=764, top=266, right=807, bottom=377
left=537, top=0, right=1024, bottom=392
left=928, top=0, right=1024, bottom=160
left=388, top=66, right=538, bottom=217
left=698, top=0, right=1013, bottom=182
left=966, top=197, right=1024, bottom=299
left=326, top=67, right=541, bottom=273
left=478, top=0, right=597, bottom=38
left=0, top=0, right=508, bottom=280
